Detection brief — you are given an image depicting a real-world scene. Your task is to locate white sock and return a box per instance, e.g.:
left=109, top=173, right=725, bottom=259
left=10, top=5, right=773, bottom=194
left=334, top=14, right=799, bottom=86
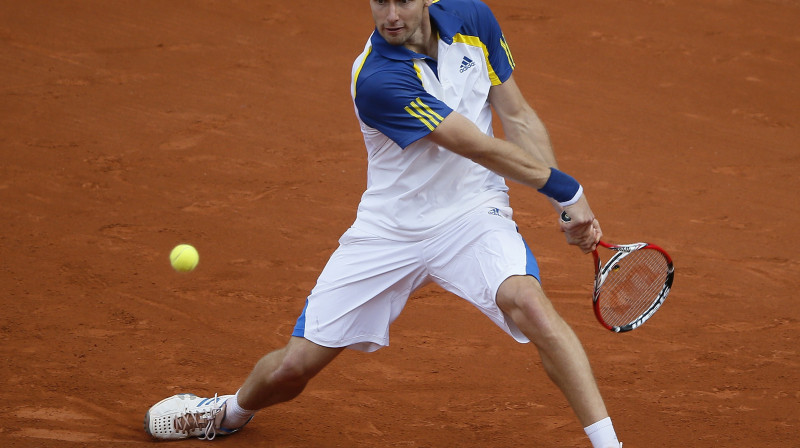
left=584, top=417, right=621, bottom=448
left=222, top=391, right=255, bottom=429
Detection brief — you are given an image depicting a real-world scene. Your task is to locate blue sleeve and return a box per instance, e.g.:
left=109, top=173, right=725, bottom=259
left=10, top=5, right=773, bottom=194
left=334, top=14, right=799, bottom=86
left=354, top=68, right=453, bottom=149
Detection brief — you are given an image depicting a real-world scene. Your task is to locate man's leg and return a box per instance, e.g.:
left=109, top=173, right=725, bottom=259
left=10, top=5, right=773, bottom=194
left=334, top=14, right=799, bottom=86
left=236, top=336, right=344, bottom=411
left=496, top=275, right=620, bottom=447
left=217, top=336, right=343, bottom=430
left=145, top=337, right=343, bottom=440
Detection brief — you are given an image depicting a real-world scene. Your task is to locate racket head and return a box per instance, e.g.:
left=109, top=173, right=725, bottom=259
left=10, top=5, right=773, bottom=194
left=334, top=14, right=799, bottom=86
left=592, top=241, right=674, bottom=332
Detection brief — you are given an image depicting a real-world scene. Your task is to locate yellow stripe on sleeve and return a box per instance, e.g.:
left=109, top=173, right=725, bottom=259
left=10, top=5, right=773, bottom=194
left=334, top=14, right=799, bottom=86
left=404, top=105, right=436, bottom=131
left=500, top=34, right=515, bottom=69
left=404, top=97, right=444, bottom=132
left=413, top=98, right=444, bottom=123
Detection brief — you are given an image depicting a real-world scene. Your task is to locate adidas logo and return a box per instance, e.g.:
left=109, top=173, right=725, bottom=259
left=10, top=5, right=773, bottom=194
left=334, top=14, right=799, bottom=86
left=459, top=56, right=475, bottom=73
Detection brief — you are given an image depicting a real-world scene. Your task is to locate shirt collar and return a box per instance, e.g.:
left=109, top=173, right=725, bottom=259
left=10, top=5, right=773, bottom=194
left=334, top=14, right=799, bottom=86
left=429, top=2, right=463, bottom=45
left=370, top=2, right=464, bottom=61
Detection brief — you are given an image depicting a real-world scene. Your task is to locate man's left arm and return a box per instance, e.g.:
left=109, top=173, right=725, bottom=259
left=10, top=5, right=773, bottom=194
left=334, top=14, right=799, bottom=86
left=426, top=108, right=602, bottom=253
left=487, top=74, right=602, bottom=252
left=488, top=75, right=558, bottom=168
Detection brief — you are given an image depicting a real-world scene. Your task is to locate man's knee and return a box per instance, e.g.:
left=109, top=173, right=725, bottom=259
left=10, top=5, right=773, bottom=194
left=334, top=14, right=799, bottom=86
left=498, top=275, right=547, bottom=312
left=497, top=275, right=562, bottom=336
left=271, top=338, right=342, bottom=385
left=271, top=354, right=309, bottom=386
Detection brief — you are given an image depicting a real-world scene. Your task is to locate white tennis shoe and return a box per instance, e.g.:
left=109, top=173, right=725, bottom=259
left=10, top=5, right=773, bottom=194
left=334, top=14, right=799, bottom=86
left=144, top=393, right=249, bottom=440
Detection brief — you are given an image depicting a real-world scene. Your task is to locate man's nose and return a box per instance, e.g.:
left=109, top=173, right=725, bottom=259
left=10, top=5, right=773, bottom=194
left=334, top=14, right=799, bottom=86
left=387, top=3, right=399, bottom=21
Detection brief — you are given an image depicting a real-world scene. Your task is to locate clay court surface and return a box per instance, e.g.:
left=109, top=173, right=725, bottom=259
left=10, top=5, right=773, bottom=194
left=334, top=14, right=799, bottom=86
left=1, top=0, right=798, bottom=446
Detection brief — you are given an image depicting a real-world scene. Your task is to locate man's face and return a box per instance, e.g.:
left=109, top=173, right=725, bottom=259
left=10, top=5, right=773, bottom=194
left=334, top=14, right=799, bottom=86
left=371, top=0, right=431, bottom=47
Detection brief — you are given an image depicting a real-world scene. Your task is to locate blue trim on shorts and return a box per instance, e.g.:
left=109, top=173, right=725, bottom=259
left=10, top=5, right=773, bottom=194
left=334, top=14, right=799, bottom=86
left=292, top=299, right=309, bottom=337
left=521, top=237, right=541, bottom=281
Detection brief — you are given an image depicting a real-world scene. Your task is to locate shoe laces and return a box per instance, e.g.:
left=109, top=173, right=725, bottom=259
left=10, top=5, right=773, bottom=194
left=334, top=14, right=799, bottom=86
left=175, top=393, right=223, bottom=441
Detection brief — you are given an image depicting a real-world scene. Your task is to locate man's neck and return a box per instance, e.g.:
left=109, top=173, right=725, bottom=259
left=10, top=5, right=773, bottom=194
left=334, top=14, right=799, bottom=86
left=403, top=9, right=438, bottom=59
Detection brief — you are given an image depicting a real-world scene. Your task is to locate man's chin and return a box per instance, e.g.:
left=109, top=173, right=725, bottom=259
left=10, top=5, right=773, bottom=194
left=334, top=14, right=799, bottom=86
left=380, top=31, right=407, bottom=46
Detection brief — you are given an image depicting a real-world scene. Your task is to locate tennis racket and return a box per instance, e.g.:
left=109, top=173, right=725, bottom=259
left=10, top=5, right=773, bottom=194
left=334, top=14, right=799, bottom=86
left=561, top=211, right=675, bottom=332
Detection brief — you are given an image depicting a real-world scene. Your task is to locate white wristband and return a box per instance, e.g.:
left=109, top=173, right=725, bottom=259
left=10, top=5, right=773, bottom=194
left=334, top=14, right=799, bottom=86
left=558, top=185, right=583, bottom=208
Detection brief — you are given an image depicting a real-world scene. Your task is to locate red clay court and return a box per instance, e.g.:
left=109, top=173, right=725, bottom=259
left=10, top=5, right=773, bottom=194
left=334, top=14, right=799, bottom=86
left=1, top=1, right=798, bottom=446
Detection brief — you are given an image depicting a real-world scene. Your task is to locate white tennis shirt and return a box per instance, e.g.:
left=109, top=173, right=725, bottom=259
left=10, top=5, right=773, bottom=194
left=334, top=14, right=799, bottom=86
left=350, top=0, right=516, bottom=241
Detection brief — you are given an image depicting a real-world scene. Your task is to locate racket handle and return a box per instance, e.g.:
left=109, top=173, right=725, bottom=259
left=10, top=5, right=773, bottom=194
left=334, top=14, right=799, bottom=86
left=560, top=211, right=571, bottom=223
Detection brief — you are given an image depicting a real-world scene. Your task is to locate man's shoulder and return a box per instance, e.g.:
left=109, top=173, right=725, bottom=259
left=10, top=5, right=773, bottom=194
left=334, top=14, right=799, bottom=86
left=432, top=0, right=501, bottom=43
left=357, top=48, right=412, bottom=77
left=433, top=0, right=493, bottom=22
left=352, top=44, right=420, bottom=99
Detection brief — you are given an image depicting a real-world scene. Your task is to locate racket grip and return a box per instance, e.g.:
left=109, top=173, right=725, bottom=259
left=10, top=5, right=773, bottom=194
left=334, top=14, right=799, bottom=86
left=560, top=211, right=571, bottom=223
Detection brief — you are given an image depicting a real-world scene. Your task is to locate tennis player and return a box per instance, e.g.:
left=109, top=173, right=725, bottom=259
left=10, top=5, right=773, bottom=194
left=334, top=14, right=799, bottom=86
left=145, top=1, right=621, bottom=446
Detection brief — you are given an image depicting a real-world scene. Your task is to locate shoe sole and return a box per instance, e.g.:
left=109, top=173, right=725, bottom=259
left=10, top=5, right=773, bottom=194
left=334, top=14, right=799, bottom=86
left=143, top=409, right=154, bottom=438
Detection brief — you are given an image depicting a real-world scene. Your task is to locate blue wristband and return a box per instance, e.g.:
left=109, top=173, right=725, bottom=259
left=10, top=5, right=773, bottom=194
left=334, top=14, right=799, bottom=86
left=537, top=168, right=583, bottom=207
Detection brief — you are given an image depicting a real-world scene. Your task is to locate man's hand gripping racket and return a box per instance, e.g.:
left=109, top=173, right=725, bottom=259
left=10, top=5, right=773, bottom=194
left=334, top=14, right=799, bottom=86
left=561, top=211, right=675, bottom=333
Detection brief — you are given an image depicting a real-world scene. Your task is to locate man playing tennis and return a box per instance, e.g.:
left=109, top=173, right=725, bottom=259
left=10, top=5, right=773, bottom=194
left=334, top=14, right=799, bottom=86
left=145, top=1, right=622, bottom=446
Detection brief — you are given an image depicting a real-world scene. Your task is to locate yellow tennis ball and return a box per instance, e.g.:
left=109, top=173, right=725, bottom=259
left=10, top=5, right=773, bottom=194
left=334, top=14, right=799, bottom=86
left=170, top=244, right=199, bottom=272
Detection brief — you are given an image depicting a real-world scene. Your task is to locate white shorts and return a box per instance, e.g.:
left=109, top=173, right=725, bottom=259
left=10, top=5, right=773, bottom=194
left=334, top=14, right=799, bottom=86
left=292, top=206, right=540, bottom=352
